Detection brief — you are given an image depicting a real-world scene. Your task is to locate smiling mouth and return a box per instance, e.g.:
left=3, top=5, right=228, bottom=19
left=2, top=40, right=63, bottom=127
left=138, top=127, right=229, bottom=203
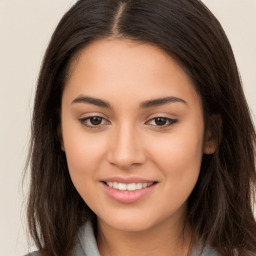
left=103, top=181, right=156, bottom=191
left=102, top=180, right=158, bottom=203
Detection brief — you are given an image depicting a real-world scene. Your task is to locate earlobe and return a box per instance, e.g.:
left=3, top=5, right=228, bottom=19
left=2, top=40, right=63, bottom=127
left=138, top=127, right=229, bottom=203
left=60, top=141, right=65, bottom=152
left=57, top=125, right=65, bottom=152
left=203, top=136, right=217, bottom=154
left=203, top=115, right=222, bottom=155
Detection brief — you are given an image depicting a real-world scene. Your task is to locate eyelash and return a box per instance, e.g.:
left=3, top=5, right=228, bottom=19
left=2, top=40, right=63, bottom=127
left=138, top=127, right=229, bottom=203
left=79, top=116, right=178, bottom=129
left=79, top=116, right=109, bottom=129
left=146, top=117, right=178, bottom=127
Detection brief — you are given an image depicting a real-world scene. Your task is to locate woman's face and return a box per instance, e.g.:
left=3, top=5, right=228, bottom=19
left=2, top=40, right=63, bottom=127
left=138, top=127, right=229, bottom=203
left=61, top=39, right=213, bottom=232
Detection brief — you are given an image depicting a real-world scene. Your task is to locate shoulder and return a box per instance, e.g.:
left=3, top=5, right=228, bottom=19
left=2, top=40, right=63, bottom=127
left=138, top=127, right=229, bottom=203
left=25, top=252, right=38, bottom=256
left=202, top=248, right=220, bottom=256
left=24, top=220, right=96, bottom=256
left=190, top=247, right=220, bottom=256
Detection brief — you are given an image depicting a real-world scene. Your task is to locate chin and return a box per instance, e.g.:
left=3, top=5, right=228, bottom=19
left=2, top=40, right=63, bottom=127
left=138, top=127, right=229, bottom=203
left=107, top=218, right=155, bottom=232
left=97, top=209, right=167, bottom=233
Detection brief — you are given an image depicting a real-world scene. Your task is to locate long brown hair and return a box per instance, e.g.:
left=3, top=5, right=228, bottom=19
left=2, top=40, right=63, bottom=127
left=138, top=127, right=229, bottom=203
left=26, top=0, right=256, bottom=255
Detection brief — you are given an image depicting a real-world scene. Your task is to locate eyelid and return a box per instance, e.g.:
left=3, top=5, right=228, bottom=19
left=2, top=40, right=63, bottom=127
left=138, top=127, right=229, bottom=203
left=78, top=113, right=178, bottom=129
left=79, top=115, right=111, bottom=129
left=145, top=116, right=178, bottom=128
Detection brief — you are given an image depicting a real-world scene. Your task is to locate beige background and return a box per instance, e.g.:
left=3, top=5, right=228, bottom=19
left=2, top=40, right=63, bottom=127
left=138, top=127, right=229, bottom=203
left=0, top=1, right=255, bottom=255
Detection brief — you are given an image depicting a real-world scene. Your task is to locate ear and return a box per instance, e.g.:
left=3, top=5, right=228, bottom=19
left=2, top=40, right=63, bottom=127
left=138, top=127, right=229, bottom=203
left=57, top=125, right=65, bottom=152
left=203, top=114, right=222, bottom=155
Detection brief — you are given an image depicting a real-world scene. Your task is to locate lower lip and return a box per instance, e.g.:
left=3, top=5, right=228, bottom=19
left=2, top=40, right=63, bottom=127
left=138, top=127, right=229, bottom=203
left=102, top=182, right=157, bottom=203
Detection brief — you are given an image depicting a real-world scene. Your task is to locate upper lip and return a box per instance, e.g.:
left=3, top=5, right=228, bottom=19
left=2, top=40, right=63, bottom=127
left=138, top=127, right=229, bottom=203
left=102, top=176, right=157, bottom=184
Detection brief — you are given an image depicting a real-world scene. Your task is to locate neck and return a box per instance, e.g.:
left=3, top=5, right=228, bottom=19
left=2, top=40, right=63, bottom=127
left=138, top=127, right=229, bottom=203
left=97, top=216, right=192, bottom=256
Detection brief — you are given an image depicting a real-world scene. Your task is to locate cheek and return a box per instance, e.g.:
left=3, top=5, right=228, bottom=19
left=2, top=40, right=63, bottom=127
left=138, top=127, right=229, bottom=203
left=149, top=122, right=204, bottom=193
left=62, top=131, right=108, bottom=208
left=62, top=122, right=107, bottom=186
left=152, top=128, right=203, bottom=166
left=147, top=132, right=203, bottom=217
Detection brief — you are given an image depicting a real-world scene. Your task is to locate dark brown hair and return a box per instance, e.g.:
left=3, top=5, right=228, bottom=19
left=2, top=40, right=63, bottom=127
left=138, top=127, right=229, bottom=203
left=26, top=0, right=256, bottom=255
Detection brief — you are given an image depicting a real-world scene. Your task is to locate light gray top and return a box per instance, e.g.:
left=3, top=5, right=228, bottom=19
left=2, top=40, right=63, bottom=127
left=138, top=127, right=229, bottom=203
left=26, top=220, right=219, bottom=256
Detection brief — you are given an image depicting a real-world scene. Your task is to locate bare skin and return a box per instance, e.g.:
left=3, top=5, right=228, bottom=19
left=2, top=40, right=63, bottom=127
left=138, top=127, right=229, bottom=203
left=97, top=209, right=191, bottom=256
left=61, top=38, right=216, bottom=256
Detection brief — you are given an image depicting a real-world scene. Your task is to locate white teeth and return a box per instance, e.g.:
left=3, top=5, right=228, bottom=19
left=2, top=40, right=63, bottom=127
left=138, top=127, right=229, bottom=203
left=127, top=183, right=136, bottom=191
left=136, top=183, right=143, bottom=189
left=106, top=182, right=153, bottom=191
left=142, top=183, right=148, bottom=188
left=118, top=183, right=127, bottom=190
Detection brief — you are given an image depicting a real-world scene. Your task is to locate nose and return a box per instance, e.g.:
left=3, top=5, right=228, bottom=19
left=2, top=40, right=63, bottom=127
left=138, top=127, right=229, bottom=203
left=107, top=123, right=146, bottom=170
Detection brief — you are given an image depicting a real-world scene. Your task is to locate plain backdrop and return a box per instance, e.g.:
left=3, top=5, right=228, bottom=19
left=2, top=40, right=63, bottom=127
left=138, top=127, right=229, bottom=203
left=0, top=1, right=255, bottom=255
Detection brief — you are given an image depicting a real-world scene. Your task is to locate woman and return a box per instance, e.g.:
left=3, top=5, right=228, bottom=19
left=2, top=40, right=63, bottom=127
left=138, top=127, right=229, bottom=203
left=26, top=0, right=256, bottom=255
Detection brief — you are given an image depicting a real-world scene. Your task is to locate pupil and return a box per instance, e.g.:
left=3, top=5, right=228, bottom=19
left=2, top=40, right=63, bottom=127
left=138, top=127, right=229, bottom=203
left=155, top=117, right=167, bottom=126
left=91, top=117, right=102, bottom=125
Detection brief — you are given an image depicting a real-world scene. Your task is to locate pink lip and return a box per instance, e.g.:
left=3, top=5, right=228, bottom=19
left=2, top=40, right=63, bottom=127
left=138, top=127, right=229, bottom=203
left=101, top=181, right=157, bottom=204
left=102, top=176, right=156, bottom=184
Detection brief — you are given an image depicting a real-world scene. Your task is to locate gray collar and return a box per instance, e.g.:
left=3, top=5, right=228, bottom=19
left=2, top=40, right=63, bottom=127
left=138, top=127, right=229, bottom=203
left=71, top=220, right=101, bottom=256
left=74, top=220, right=219, bottom=256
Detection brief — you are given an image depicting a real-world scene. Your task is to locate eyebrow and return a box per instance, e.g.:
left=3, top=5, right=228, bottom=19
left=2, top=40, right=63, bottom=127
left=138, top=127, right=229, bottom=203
left=71, top=95, right=187, bottom=108
left=140, top=96, right=187, bottom=108
left=71, top=96, right=111, bottom=108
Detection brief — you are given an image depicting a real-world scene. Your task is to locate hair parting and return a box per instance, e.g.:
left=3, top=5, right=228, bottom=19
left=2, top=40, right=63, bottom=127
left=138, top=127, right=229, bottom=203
left=26, top=1, right=256, bottom=255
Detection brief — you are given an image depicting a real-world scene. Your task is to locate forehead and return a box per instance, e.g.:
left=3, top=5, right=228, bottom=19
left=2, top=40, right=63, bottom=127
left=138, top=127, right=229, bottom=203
left=69, top=38, right=180, bottom=78
left=63, top=38, right=201, bottom=108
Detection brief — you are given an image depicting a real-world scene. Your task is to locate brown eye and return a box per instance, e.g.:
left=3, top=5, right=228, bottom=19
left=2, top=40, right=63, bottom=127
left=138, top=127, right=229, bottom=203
left=90, top=116, right=103, bottom=125
left=79, top=116, right=109, bottom=129
left=146, top=117, right=178, bottom=128
left=154, top=117, right=168, bottom=126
